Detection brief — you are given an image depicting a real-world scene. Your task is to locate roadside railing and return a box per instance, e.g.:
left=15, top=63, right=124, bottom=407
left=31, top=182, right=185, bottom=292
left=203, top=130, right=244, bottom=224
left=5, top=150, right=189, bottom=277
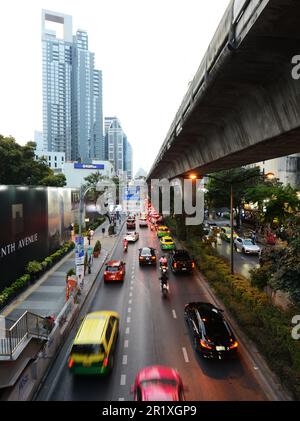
left=0, top=311, right=49, bottom=358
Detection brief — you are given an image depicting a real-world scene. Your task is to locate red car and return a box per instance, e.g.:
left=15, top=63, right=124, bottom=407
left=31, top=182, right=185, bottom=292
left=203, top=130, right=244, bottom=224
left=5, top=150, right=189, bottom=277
left=104, top=260, right=126, bottom=283
left=131, top=365, right=187, bottom=401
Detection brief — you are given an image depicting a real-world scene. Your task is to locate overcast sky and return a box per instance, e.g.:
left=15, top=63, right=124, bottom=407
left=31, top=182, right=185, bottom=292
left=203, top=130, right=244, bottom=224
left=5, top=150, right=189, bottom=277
left=0, top=0, right=230, bottom=175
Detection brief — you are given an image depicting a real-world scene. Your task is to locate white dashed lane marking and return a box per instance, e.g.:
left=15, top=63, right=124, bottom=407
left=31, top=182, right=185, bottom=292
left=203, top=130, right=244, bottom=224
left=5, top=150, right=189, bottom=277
left=129, top=292, right=133, bottom=297
left=122, top=355, right=128, bottom=365
left=127, top=317, right=131, bottom=323
left=120, top=375, right=126, bottom=386
left=124, top=340, right=129, bottom=348
left=128, top=307, right=132, bottom=313
left=125, top=327, right=130, bottom=335
left=182, top=347, right=190, bottom=363
left=172, top=310, right=177, bottom=319
left=129, top=299, right=132, bottom=305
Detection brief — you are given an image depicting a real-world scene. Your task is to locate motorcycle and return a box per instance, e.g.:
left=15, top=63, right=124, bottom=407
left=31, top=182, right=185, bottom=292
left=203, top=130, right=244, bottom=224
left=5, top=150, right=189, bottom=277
left=160, top=280, right=169, bottom=298
left=123, top=241, right=128, bottom=252
left=159, top=262, right=168, bottom=273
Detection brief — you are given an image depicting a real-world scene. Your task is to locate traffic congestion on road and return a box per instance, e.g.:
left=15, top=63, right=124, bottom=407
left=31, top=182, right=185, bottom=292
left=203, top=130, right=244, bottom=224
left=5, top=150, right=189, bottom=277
left=35, top=208, right=274, bottom=402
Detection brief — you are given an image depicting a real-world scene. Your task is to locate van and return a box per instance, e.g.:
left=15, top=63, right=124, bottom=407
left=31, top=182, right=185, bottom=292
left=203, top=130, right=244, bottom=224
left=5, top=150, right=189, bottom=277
left=68, top=311, right=119, bottom=375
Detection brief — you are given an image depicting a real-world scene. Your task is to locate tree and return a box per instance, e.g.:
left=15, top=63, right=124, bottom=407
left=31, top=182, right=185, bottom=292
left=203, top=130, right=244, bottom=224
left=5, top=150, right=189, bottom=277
left=205, top=166, right=261, bottom=228
left=0, top=135, right=64, bottom=186
left=245, top=183, right=300, bottom=226
left=40, top=173, right=67, bottom=187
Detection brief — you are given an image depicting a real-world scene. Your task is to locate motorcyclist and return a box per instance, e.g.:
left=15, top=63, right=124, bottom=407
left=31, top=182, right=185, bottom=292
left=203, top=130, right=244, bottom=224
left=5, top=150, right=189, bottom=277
left=123, top=237, right=128, bottom=250
left=159, top=255, right=168, bottom=268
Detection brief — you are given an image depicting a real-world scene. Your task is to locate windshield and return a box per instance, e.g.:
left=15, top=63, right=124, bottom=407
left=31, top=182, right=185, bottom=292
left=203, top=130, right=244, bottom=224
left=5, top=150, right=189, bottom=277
left=244, top=239, right=254, bottom=245
left=140, top=379, right=177, bottom=387
left=141, top=248, right=152, bottom=256
left=106, top=266, right=120, bottom=272
left=203, top=316, right=230, bottom=341
left=71, top=343, right=104, bottom=355
left=174, top=252, right=190, bottom=260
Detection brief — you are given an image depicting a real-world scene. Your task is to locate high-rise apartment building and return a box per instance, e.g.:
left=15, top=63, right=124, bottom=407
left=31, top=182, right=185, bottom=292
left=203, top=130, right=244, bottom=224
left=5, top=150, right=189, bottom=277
left=104, top=117, right=133, bottom=178
left=124, top=136, right=133, bottom=179
left=42, top=10, right=104, bottom=162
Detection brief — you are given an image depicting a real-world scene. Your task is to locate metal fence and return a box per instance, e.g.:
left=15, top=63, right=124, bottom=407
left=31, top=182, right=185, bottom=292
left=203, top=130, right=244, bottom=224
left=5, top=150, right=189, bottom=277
left=0, top=311, right=49, bottom=358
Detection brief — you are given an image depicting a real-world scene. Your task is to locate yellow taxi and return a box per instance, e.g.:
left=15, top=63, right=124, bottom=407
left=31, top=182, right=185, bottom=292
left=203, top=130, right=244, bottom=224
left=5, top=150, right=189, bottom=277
left=160, top=236, right=176, bottom=250
left=68, top=311, right=119, bottom=375
left=157, top=226, right=171, bottom=238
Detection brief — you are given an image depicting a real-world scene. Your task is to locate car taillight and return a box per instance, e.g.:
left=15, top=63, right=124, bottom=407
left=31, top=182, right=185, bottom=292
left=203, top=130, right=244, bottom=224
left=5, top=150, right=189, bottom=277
left=200, top=339, right=213, bottom=350
left=229, top=341, right=238, bottom=350
left=68, top=358, right=74, bottom=368
left=103, top=357, right=109, bottom=367
left=174, top=263, right=177, bottom=268
left=151, top=256, right=156, bottom=260
left=192, top=262, right=195, bottom=268
left=139, top=256, right=144, bottom=259
left=104, top=271, right=108, bottom=275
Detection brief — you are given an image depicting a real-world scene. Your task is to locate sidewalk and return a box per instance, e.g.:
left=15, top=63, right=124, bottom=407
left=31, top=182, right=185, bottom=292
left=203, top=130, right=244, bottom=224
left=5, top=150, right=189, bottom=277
left=1, top=217, right=124, bottom=328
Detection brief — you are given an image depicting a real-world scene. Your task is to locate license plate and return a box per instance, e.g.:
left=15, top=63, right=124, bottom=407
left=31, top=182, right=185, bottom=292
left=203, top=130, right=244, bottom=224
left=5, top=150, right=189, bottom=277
left=216, top=346, right=225, bottom=351
left=182, top=268, right=187, bottom=271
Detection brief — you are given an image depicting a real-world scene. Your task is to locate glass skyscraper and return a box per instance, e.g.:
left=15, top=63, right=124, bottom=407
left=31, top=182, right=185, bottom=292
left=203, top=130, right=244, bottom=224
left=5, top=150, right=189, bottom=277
left=104, top=117, right=132, bottom=178
left=42, top=10, right=104, bottom=162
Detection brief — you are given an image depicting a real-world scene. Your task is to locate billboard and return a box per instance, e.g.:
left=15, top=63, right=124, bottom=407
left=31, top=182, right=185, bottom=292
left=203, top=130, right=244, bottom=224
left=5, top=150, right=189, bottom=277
left=0, top=186, right=72, bottom=290
left=74, top=163, right=104, bottom=170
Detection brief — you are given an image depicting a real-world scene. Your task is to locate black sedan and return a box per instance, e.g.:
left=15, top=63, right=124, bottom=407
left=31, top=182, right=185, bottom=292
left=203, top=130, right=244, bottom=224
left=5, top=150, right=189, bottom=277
left=184, top=302, right=238, bottom=359
left=139, top=247, right=157, bottom=266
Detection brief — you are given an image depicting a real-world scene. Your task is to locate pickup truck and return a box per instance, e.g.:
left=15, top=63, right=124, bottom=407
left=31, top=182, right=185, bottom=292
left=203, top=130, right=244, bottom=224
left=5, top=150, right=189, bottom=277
left=169, top=249, right=195, bottom=274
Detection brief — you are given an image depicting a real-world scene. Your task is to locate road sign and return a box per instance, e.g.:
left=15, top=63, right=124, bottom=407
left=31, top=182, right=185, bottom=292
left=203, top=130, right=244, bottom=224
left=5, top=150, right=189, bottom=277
left=124, top=186, right=140, bottom=201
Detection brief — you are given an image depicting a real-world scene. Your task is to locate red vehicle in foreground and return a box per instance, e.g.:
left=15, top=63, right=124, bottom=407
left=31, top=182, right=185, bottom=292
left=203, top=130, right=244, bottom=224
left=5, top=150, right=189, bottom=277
left=131, top=365, right=187, bottom=401
left=104, top=260, right=126, bottom=283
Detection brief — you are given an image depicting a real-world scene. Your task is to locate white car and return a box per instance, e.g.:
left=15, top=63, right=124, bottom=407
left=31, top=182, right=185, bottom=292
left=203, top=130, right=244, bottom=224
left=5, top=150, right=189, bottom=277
left=124, top=232, right=139, bottom=242
left=139, top=218, right=148, bottom=227
left=234, top=237, right=261, bottom=255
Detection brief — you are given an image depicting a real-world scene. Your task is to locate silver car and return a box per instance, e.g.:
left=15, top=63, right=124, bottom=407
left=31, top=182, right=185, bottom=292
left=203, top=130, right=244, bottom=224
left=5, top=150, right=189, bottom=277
left=234, top=237, right=261, bottom=255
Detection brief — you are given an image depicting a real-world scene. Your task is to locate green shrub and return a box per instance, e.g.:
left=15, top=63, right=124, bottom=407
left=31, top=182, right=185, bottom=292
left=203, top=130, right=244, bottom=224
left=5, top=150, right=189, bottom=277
left=94, top=240, right=101, bottom=253
left=26, top=260, right=42, bottom=274
left=250, top=265, right=271, bottom=289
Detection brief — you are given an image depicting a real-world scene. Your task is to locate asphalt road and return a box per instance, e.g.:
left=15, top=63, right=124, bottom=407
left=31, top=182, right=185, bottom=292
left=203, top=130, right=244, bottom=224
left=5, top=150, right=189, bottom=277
left=216, top=237, right=260, bottom=279
left=36, top=223, right=270, bottom=401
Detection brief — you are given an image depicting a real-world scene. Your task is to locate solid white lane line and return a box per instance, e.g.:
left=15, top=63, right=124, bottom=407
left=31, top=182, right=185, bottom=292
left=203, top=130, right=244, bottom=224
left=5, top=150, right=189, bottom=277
left=122, top=355, right=128, bottom=365
left=182, top=347, right=190, bottom=363
left=128, top=307, right=132, bottom=313
left=127, top=317, right=131, bottom=323
left=120, top=375, right=126, bottom=386
left=124, top=340, right=129, bottom=348
left=172, top=309, right=177, bottom=319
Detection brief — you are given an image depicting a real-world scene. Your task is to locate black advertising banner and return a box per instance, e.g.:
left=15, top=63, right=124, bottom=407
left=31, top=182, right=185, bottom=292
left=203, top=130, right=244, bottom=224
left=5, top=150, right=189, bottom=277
left=0, top=186, right=72, bottom=290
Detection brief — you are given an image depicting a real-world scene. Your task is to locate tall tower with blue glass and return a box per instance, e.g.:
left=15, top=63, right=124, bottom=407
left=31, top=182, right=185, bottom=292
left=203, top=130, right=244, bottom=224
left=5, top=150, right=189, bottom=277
left=42, top=11, right=104, bottom=163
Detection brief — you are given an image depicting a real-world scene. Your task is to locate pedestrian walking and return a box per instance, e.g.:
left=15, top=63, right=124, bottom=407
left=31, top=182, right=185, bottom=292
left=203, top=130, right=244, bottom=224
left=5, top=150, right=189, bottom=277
left=102, top=227, right=105, bottom=237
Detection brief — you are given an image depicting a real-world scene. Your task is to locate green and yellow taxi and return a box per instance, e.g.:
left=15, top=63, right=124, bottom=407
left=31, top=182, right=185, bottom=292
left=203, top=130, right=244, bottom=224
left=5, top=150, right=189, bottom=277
left=220, top=226, right=238, bottom=242
left=157, top=226, right=171, bottom=238
left=68, top=311, right=119, bottom=375
left=160, top=235, right=176, bottom=250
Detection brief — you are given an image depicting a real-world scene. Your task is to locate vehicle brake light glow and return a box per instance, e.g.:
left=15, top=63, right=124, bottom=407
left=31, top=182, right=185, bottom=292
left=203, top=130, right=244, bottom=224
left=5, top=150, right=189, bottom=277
left=103, top=357, right=109, bottom=367
left=139, top=256, right=144, bottom=259
left=151, top=256, right=156, bottom=260
left=174, top=263, right=177, bottom=268
left=229, top=341, right=239, bottom=349
left=68, top=358, right=74, bottom=368
left=192, top=262, right=195, bottom=268
left=200, top=339, right=213, bottom=350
